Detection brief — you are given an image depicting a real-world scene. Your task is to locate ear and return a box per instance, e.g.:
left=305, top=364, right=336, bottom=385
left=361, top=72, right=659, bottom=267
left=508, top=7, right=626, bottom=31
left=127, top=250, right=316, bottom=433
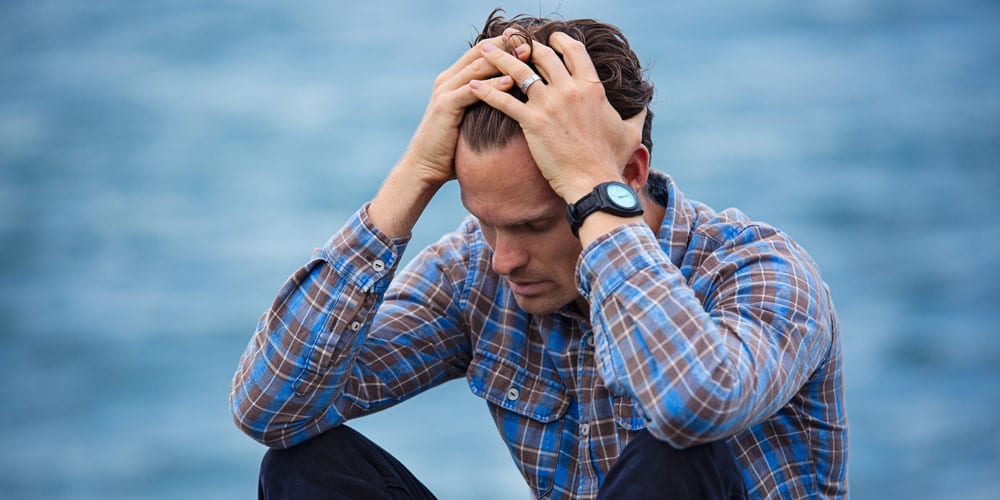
left=621, top=145, right=650, bottom=192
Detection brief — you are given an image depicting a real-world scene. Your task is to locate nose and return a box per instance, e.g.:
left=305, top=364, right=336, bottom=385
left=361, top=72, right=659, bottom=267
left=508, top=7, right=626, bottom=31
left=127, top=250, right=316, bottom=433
left=491, top=231, right=529, bottom=276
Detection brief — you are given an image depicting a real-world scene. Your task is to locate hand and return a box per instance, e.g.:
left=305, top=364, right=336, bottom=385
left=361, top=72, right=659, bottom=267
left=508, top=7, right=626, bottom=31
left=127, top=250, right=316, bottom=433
left=399, top=35, right=518, bottom=190
left=469, top=31, right=646, bottom=203
left=368, top=36, right=520, bottom=238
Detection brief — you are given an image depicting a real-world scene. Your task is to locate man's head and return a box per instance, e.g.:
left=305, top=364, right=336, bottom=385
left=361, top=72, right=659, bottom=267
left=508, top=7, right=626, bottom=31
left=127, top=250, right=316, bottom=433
left=459, top=10, right=654, bottom=155
left=455, top=10, right=655, bottom=315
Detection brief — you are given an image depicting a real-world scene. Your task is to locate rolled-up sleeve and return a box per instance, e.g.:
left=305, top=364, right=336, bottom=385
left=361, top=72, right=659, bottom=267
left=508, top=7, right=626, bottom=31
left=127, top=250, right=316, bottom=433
left=229, top=206, right=409, bottom=448
left=577, top=221, right=833, bottom=448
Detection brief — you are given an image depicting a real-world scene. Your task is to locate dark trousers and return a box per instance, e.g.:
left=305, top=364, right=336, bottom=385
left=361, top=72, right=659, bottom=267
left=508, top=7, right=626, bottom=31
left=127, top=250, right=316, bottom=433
left=258, top=426, right=748, bottom=499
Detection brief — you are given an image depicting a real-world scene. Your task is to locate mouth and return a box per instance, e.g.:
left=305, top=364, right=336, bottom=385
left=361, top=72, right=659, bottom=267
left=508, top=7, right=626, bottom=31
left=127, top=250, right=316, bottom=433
left=508, top=279, right=548, bottom=297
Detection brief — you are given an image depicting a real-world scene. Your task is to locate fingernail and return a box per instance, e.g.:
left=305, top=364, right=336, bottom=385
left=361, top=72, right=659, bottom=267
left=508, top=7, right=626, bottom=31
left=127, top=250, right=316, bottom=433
left=470, top=80, right=482, bottom=90
left=499, top=76, right=512, bottom=86
left=482, top=43, right=495, bottom=53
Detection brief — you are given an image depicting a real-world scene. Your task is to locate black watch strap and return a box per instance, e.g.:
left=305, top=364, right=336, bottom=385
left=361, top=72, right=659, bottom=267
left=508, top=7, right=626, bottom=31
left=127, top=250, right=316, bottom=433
left=565, top=182, right=644, bottom=237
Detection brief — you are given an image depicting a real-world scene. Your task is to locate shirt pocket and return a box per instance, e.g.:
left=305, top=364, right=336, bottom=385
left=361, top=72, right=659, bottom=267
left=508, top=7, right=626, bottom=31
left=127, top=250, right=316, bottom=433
left=466, top=349, right=569, bottom=497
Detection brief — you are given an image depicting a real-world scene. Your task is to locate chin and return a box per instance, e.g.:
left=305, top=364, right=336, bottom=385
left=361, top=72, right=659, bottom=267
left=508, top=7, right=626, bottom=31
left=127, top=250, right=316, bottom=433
left=513, top=294, right=573, bottom=316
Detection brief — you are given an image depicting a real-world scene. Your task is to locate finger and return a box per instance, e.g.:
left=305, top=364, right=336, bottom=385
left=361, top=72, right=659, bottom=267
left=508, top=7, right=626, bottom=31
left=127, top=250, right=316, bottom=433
left=437, top=36, right=507, bottom=87
left=502, top=28, right=532, bottom=62
left=448, top=36, right=506, bottom=75
left=468, top=77, right=529, bottom=122
left=479, top=42, right=546, bottom=97
left=548, top=32, right=600, bottom=82
left=518, top=38, right=572, bottom=88
left=439, top=56, right=501, bottom=91
left=450, top=74, right=514, bottom=108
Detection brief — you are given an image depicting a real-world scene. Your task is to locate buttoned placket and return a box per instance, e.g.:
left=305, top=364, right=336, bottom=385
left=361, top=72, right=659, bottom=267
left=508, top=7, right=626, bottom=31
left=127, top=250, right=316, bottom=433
left=576, top=326, right=600, bottom=496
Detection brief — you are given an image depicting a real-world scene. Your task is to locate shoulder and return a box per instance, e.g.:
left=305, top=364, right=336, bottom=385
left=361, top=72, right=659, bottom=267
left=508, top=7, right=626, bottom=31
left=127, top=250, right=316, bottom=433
left=686, top=205, right=827, bottom=294
left=695, top=207, right=778, bottom=247
left=398, top=215, right=497, bottom=290
left=408, top=215, right=484, bottom=267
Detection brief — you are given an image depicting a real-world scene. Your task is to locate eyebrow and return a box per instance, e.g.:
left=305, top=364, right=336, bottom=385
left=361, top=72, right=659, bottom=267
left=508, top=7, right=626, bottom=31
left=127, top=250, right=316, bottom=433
left=466, top=204, right=561, bottom=229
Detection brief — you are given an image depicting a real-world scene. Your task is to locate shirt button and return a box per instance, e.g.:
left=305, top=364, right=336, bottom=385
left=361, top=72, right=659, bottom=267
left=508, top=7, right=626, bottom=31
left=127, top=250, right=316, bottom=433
left=585, top=335, right=595, bottom=348
left=371, top=259, right=386, bottom=272
left=506, top=387, right=520, bottom=401
left=580, top=423, right=590, bottom=436
left=349, top=321, right=362, bottom=332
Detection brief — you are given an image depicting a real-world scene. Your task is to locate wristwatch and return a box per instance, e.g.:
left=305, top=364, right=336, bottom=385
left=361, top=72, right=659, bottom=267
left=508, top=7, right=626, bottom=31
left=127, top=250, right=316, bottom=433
left=566, top=181, right=644, bottom=236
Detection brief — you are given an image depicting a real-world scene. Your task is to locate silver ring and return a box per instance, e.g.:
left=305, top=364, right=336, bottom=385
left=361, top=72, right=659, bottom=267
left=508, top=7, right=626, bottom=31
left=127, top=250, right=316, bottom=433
left=519, top=73, right=542, bottom=93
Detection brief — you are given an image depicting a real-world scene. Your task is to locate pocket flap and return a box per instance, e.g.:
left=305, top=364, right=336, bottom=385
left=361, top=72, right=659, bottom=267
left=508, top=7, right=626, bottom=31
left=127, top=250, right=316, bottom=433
left=466, top=350, right=569, bottom=423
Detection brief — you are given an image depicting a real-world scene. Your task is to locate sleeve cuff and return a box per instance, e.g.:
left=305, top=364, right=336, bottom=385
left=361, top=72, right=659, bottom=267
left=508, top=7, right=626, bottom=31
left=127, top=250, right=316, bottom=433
left=314, top=204, right=411, bottom=294
left=576, top=222, right=667, bottom=303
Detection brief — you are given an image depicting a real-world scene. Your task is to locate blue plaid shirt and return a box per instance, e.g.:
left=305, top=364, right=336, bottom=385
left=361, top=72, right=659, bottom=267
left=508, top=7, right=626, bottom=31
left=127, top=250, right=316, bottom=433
left=231, top=171, right=847, bottom=499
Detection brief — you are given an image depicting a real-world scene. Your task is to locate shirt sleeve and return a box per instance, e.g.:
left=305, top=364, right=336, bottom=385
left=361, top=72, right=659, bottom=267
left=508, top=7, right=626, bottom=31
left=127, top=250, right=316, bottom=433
left=229, top=206, right=473, bottom=448
left=577, top=221, right=834, bottom=448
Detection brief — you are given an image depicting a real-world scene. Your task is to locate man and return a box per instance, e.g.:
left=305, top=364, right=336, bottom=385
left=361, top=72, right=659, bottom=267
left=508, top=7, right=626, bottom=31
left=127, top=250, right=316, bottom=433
left=231, top=10, right=847, bottom=499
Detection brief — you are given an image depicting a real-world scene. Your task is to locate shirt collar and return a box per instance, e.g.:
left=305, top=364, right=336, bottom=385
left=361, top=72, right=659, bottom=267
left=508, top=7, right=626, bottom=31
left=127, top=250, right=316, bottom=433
left=645, top=170, right=696, bottom=269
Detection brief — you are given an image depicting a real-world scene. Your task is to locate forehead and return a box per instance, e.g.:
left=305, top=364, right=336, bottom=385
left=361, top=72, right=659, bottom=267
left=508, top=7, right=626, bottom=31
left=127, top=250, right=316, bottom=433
left=455, top=135, right=564, bottom=226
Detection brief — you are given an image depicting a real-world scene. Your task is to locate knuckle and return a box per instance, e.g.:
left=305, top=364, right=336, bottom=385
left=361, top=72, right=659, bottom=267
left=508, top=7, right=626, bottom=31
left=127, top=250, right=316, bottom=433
left=564, top=86, right=583, bottom=101
left=536, top=43, right=556, bottom=57
left=563, top=36, right=585, bottom=50
left=478, top=40, right=501, bottom=56
left=425, top=98, right=447, bottom=115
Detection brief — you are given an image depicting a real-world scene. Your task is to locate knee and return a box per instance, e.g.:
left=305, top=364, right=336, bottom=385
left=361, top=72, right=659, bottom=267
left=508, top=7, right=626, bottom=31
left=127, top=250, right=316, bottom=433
left=259, top=426, right=367, bottom=485
left=258, top=426, right=432, bottom=499
left=644, top=433, right=744, bottom=484
left=651, top=436, right=738, bottom=473
left=601, top=431, right=747, bottom=499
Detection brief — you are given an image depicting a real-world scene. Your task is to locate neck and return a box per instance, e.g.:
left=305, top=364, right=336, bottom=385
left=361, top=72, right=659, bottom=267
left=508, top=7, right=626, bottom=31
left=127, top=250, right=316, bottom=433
left=640, top=191, right=666, bottom=234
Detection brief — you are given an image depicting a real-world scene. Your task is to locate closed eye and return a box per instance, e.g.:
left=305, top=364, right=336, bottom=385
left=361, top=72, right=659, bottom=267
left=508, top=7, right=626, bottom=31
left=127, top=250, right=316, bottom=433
left=512, top=217, right=557, bottom=233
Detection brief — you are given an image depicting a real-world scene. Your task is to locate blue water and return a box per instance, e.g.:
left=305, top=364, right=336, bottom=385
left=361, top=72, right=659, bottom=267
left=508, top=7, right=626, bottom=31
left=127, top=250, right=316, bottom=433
left=1, top=1, right=998, bottom=498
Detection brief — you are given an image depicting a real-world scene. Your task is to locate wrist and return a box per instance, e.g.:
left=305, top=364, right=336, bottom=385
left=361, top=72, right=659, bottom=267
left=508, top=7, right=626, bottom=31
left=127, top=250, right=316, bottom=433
left=397, top=152, right=454, bottom=192
left=369, top=164, right=444, bottom=238
left=559, top=173, right=623, bottom=205
left=565, top=181, right=644, bottom=238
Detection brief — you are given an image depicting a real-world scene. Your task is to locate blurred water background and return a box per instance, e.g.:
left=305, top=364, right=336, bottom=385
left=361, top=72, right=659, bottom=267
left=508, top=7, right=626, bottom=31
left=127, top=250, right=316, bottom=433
left=1, top=0, right=998, bottom=498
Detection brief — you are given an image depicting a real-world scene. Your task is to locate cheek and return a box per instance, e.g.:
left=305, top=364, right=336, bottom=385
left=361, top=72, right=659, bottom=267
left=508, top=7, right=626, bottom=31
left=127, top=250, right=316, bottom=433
left=541, top=235, right=583, bottom=271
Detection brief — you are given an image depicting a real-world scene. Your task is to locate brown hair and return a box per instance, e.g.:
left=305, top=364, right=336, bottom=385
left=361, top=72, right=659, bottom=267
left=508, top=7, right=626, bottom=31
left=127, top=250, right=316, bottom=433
left=459, top=9, right=654, bottom=156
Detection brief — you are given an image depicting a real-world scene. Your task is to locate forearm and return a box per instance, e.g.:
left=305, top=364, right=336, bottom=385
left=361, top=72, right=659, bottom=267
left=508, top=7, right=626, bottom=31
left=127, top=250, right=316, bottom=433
left=368, top=159, right=445, bottom=239
left=580, top=224, right=833, bottom=446
left=229, top=208, right=407, bottom=448
left=368, top=34, right=519, bottom=239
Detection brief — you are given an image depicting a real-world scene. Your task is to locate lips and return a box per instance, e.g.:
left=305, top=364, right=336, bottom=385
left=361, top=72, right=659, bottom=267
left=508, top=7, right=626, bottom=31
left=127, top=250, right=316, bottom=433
left=508, top=279, right=548, bottom=296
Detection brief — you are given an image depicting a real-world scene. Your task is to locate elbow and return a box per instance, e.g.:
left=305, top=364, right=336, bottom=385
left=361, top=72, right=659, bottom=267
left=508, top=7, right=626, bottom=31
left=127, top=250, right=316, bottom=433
left=232, top=415, right=292, bottom=449
left=229, top=390, right=296, bottom=449
left=641, top=367, right=749, bottom=448
left=646, top=402, right=737, bottom=449
left=231, top=406, right=298, bottom=449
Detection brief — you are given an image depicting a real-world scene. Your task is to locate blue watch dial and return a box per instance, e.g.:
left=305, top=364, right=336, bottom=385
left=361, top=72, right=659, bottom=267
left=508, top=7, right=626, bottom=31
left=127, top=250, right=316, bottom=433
left=566, top=181, right=644, bottom=237
left=606, top=183, right=638, bottom=209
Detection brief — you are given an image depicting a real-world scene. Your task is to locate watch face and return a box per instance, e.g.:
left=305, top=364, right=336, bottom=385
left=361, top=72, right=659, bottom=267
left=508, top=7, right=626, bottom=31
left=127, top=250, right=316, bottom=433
left=606, top=183, right=638, bottom=209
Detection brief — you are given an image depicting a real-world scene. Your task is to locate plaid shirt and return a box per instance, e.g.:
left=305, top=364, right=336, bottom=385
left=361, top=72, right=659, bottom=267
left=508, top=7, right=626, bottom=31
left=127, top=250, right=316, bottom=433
left=231, top=171, right=847, bottom=499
